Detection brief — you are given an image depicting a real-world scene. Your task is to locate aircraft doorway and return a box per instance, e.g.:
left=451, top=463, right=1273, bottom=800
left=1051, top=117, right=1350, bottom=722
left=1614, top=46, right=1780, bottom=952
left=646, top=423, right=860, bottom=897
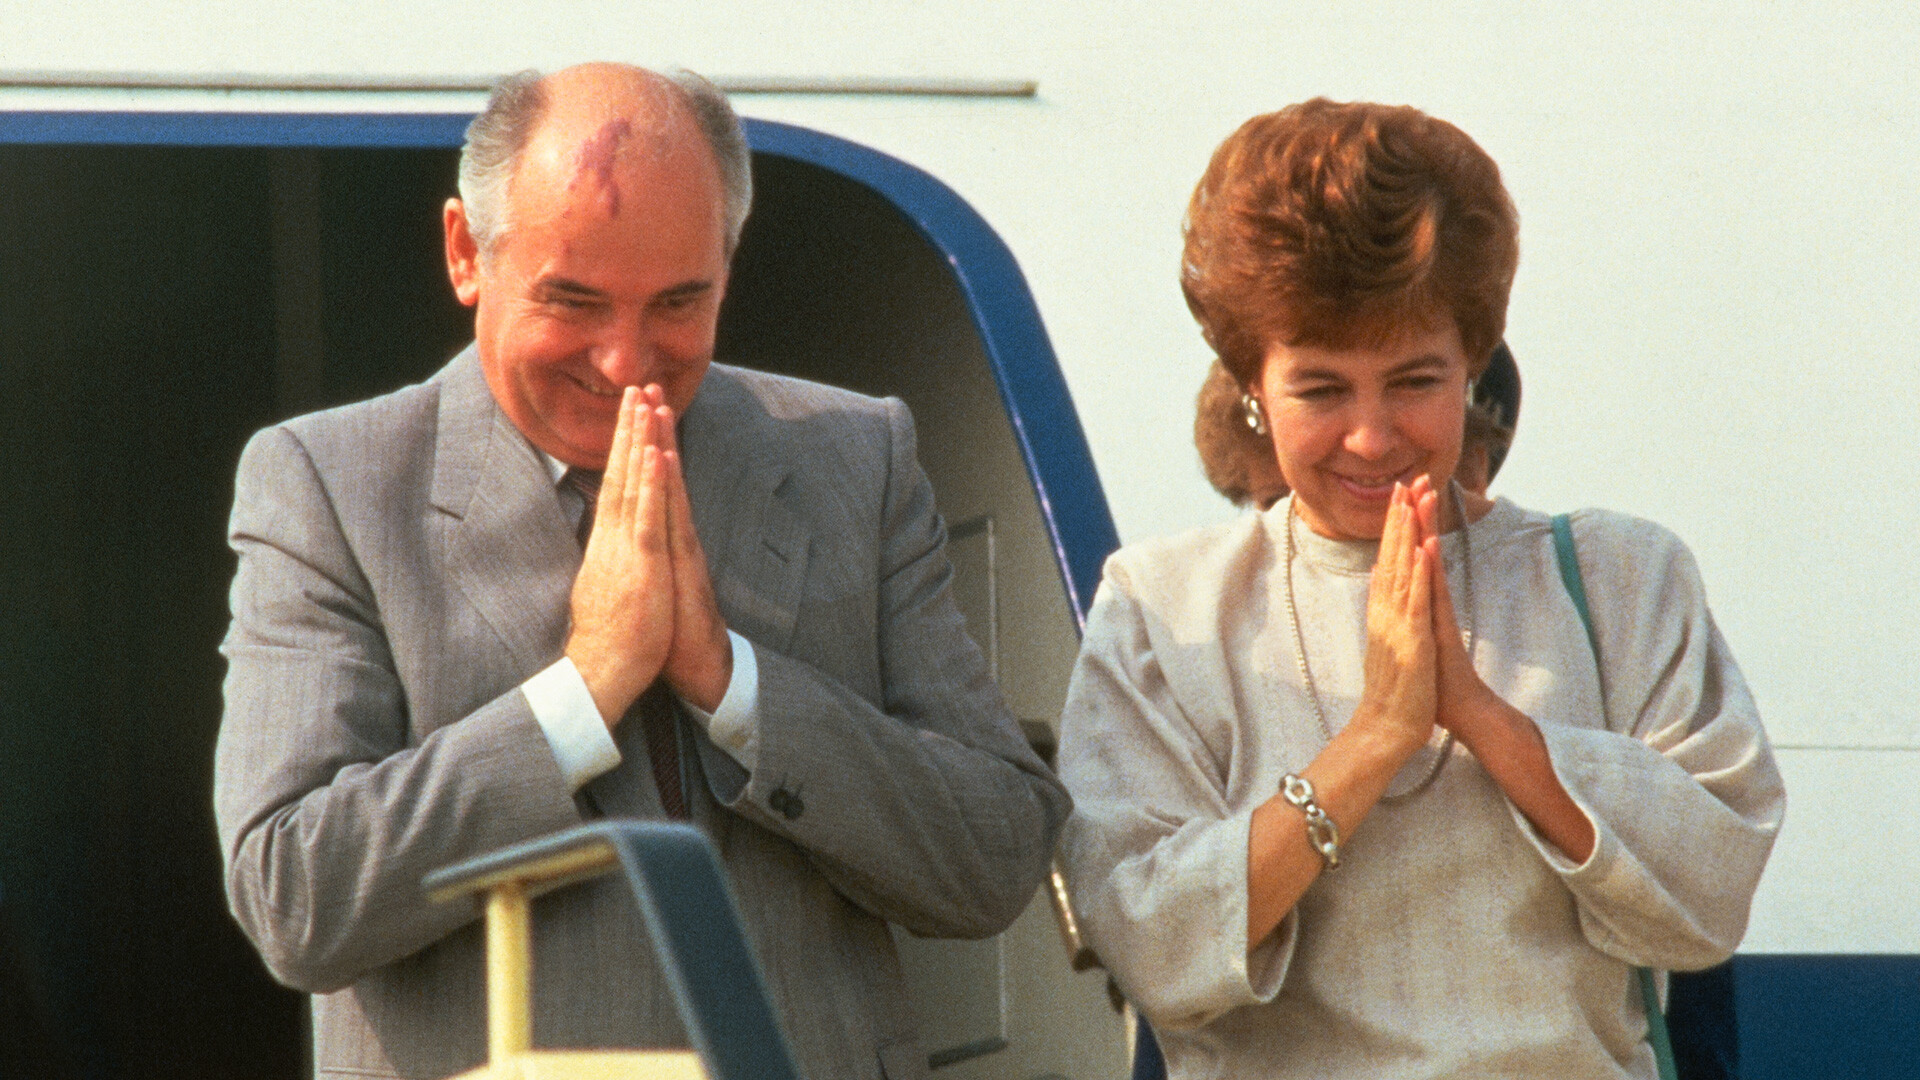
left=0, top=117, right=1123, bottom=1080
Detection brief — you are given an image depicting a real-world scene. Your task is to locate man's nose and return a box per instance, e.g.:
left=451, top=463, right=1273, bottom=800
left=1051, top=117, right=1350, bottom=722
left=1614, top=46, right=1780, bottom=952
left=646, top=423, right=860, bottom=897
left=590, top=316, right=654, bottom=388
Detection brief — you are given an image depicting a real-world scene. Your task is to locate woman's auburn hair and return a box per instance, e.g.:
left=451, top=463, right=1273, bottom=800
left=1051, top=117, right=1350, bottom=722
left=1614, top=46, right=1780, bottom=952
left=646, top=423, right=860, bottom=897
left=1183, top=99, right=1519, bottom=505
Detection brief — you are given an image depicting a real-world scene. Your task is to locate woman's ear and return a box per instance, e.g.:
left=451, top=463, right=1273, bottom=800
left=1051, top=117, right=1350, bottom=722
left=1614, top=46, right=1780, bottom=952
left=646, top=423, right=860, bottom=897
left=1196, top=360, right=1288, bottom=508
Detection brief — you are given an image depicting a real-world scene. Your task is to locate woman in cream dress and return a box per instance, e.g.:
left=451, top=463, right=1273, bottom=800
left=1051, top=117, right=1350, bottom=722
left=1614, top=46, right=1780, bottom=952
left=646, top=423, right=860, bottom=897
left=1057, top=100, right=1783, bottom=1080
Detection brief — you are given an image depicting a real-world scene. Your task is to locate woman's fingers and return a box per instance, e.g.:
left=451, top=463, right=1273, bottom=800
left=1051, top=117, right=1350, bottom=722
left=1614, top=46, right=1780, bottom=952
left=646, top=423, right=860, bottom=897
left=1380, top=483, right=1411, bottom=599
left=1368, top=486, right=1435, bottom=657
left=1407, top=542, right=1434, bottom=667
left=1411, top=474, right=1440, bottom=545
left=1427, top=536, right=1462, bottom=647
left=1414, top=537, right=1440, bottom=637
left=1357, top=485, right=1439, bottom=761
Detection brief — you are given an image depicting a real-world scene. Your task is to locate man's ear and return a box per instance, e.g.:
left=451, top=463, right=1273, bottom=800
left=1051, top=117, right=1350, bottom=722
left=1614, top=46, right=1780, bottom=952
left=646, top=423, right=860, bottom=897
left=444, top=198, right=482, bottom=307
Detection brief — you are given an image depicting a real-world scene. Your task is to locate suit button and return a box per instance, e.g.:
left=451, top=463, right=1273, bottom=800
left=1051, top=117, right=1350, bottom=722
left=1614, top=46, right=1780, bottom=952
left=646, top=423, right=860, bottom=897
left=770, top=788, right=803, bottom=820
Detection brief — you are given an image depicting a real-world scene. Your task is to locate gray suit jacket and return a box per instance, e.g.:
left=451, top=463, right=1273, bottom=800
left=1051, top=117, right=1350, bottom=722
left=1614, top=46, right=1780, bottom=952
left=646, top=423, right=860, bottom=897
left=214, top=348, right=1069, bottom=1080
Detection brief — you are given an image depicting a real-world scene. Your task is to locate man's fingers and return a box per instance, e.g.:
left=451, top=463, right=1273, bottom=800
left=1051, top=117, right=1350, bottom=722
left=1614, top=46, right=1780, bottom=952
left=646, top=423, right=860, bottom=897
left=606, top=390, right=642, bottom=527
left=600, top=387, right=641, bottom=523
left=663, top=448, right=709, bottom=571
left=664, top=447, right=690, bottom=550
left=633, top=395, right=664, bottom=518
left=639, top=440, right=671, bottom=548
left=653, top=388, right=682, bottom=460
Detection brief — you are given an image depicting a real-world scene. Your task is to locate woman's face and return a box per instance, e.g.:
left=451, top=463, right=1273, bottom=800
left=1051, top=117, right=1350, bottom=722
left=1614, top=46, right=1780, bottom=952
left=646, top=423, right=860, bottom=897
left=1257, top=320, right=1471, bottom=541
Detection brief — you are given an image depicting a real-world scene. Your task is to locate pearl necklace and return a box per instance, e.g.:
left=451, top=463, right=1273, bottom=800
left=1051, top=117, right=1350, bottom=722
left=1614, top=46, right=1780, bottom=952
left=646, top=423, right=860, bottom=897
left=1281, top=481, right=1474, bottom=802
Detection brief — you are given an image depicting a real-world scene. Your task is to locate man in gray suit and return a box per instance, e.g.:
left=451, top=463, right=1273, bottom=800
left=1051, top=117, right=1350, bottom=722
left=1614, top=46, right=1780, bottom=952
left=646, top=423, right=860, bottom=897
left=214, top=62, right=1069, bottom=1080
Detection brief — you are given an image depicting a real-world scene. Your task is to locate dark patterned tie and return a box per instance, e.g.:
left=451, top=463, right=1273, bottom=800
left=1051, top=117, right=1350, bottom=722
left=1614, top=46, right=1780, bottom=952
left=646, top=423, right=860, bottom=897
left=563, top=468, right=602, bottom=547
left=563, top=467, right=688, bottom=820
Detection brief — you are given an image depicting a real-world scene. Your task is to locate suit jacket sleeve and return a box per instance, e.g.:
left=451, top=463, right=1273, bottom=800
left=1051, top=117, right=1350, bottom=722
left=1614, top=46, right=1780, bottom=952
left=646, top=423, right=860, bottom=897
left=691, top=397, right=1071, bottom=939
left=214, top=424, right=582, bottom=993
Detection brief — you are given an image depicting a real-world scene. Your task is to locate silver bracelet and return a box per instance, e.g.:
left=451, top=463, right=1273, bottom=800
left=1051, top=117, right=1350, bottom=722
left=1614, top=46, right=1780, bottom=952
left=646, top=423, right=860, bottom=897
left=1280, top=773, right=1341, bottom=870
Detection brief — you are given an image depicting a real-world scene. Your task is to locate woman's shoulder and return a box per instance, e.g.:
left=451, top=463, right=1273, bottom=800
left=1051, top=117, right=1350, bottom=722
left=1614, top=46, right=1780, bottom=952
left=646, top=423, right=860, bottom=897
left=1482, top=498, right=1701, bottom=595
left=1563, top=504, right=1693, bottom=568
left=1479, top=498, right=1689, bottom=556
left=1099, top=511, right=1274, bottom=612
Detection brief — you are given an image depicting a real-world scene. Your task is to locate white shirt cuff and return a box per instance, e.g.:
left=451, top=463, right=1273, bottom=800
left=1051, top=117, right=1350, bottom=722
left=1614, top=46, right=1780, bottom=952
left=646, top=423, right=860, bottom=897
left=680, top=630, right=760, bottom=771
left=523, top=657, right=622, bottom=791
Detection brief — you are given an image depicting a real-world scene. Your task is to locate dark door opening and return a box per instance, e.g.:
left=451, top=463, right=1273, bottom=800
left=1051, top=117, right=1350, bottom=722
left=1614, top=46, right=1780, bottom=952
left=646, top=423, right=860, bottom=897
left=0, top=130, right=1117, bottom=1080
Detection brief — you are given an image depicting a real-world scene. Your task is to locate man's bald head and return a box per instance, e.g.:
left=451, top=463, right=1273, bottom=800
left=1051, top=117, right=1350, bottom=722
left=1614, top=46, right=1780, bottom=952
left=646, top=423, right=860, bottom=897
left=457, top=63, right=752, bottom=258
left=442, top=63, right=742, bottom=466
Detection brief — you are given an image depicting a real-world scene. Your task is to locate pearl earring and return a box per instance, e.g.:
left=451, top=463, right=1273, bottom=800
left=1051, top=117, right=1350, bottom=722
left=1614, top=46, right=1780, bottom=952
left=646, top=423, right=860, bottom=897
left=1241, top=392, right=1269, bottom=436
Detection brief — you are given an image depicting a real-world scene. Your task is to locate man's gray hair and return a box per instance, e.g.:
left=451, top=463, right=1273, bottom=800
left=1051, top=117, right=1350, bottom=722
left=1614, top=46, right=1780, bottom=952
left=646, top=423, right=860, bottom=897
left=457, top=66, right=754, bottom=256
left=669, top=69, right=754, bottom=252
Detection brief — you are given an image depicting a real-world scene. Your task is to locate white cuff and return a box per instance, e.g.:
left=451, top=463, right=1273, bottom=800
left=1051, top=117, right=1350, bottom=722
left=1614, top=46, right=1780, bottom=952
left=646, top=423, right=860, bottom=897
left=679, top=630, right=760, bottom=771
left=522, top=657, right=622, bottom=791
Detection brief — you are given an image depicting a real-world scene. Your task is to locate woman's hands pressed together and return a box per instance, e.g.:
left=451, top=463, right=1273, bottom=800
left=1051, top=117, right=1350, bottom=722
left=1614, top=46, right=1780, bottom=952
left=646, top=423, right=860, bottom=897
left=1249, top=475, right=1593, bottom=949
left=1352, top=480, right=1442, bottom=763
left=1412, top=478, right=1596, bottom=864
left=1248, top=480, right=1445, bottom=944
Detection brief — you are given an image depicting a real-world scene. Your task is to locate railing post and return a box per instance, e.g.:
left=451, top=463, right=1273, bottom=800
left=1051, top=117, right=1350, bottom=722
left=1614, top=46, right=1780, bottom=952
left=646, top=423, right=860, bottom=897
left=485, top=882, right=532, bottom=1061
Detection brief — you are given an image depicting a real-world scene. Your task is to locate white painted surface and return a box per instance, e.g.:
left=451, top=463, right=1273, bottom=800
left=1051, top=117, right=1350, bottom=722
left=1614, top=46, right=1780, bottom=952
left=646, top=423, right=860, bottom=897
left=5, top=1, right=1916, bottom=952
left=1744, top=748, right=1920, bottom=954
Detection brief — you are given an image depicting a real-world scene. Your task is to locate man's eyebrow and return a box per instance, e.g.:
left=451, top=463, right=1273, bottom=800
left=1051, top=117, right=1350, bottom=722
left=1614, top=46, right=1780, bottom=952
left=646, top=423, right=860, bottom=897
left=532, top=276, right=717, bottom=302
left=656, top=280, right=716, bottom=302
left=534, top=275, right=605, bottom=298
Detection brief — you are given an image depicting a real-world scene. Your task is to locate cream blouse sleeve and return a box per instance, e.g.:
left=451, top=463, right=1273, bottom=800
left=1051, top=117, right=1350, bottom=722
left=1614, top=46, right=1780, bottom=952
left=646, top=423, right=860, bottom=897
left=1518, top=510, right=1786, bottom=971
left=1057, top=558, right=1295, bottom=1031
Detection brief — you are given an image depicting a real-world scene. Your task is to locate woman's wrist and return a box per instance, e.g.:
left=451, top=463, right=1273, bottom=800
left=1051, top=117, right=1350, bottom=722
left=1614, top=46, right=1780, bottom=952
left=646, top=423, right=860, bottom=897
left=1440, top=685, right=1527, bottom=759
left=1279, top=773, right=1341, bottom=869
left=1443, top=700, right=1598, bottom=863
left=1346, top=699, right=1434, bottom=770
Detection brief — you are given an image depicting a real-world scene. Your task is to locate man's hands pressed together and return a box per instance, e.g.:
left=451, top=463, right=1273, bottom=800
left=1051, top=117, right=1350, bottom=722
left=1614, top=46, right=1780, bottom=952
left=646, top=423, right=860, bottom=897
left=566, top=384, right=733, bottom=727
left=655, top=392, right=735, bottom=714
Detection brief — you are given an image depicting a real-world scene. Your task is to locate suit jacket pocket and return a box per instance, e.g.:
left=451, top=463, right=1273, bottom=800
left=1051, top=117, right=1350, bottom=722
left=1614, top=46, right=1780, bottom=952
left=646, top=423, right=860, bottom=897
left=715, top=490, right=808, bottom=653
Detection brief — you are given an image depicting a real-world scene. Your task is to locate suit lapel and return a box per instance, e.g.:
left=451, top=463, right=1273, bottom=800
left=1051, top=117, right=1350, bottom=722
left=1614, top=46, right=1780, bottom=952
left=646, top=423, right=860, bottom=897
left=681, top=366, right=809, bottom=655
left=430, top=349, right=579, bottom=675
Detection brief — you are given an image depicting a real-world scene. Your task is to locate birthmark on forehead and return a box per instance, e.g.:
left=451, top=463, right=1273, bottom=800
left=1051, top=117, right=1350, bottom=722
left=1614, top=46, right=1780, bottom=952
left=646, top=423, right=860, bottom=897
left=569, top=119, right=634, bottom=218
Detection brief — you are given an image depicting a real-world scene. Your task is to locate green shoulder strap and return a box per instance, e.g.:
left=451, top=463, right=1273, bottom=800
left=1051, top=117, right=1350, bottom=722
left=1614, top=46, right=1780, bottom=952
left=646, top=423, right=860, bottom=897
left=1551, top=513, right=1680, bottom=1080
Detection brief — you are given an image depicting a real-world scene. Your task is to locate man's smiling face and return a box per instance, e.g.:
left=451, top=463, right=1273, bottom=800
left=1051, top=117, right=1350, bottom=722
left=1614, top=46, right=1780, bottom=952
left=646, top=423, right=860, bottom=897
left=446, top=67, right=731, bottom=468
